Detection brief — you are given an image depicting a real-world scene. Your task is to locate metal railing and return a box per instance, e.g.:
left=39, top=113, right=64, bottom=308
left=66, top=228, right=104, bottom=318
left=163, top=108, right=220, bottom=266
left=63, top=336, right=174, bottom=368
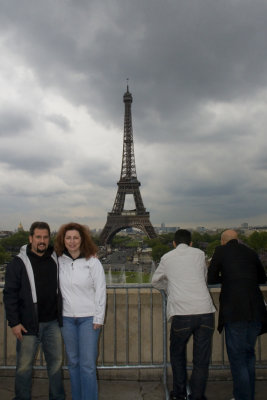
left=1, top=283, right=267, bottom=400
left=0, top=283, right=169, bottom=398
left=98, top=284, right=169, bottom=399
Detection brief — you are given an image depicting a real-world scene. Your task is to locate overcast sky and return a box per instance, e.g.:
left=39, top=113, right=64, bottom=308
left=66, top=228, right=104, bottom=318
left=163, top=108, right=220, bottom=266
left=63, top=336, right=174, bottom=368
left=1, top=0, right=267, bottom=232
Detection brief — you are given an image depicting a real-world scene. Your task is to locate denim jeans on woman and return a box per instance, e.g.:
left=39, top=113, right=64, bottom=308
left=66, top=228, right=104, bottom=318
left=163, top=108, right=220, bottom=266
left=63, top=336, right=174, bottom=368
left=225, top=320, right=262, bottom=400
left=14, top=320, right=65, bottom=400
left=170, top=313, right=214, bottom=400
left=61, top=316, right=100, bottom=400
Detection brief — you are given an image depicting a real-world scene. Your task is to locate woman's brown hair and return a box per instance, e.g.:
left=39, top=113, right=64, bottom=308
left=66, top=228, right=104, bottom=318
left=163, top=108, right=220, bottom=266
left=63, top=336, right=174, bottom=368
left=54, top=222, right=98, bottom=259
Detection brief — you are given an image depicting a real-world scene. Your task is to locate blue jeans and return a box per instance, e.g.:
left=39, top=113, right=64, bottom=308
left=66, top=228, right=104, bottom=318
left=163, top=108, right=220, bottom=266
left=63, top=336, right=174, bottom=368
left=14, top=320, right=65, bottom=400
left=170, top=313, right=214, bottom=400
left=61, top=316, right=100, bottom=400
left=225, top=320, right=262, bottom=400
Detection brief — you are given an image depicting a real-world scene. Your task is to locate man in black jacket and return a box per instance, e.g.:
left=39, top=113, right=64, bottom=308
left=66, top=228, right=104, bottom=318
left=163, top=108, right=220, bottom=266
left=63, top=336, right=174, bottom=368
left=208, top=229, right=267, bottom=400
left=4, top=221, right=65, bottom=400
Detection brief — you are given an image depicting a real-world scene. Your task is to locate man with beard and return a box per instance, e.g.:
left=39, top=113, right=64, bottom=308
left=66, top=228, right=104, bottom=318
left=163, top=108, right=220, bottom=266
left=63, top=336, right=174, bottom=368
left=4, top=221, right=65, bottom=400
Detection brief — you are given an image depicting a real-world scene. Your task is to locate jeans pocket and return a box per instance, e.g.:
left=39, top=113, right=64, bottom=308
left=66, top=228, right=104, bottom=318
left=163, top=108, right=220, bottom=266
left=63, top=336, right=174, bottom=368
left=200, top=313, right=215, bottom=330
left=171, top=317, right=191, bottom=340
left=173, top=326, right=191, bottom=334
left=199, top=324, right=214, bottom=340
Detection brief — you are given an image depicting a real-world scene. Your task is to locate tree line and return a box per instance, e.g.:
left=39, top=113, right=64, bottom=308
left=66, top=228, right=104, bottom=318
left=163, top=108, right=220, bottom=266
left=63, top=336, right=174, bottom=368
left=1, top=230, right=267, bottom=269
left=145, top=231, right=267, bottom=267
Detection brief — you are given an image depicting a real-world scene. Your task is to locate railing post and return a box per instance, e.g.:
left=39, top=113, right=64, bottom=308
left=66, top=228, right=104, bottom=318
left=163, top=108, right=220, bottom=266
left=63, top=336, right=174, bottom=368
left=160, top=289, right=169, bottom=400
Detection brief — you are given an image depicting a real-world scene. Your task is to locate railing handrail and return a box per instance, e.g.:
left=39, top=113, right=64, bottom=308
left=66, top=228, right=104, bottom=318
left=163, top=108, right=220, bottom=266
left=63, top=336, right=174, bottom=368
left=2, top=282, right=267, bottom=288
left=1, top=282, right=267, bottom=400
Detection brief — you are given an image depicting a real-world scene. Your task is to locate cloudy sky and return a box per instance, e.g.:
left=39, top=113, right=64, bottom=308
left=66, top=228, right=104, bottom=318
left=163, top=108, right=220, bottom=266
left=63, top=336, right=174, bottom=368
left=1, top=0, right=267, bottom=232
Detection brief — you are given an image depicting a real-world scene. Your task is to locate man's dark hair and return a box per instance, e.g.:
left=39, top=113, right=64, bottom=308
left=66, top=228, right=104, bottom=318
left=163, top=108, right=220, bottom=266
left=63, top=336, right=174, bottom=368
left=29, top=221, right=51, bottom=237
left=174, top=229, right=191, bottom=245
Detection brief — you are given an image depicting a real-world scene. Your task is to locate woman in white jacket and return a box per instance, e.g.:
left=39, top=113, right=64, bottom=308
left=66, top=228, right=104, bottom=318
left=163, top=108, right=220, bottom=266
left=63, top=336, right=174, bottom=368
left=55, top=222, right=106, bottom=400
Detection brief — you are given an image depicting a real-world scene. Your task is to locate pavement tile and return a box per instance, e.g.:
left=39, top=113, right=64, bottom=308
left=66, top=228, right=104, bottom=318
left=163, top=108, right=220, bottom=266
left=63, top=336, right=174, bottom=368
left=0, top=377, right=267, bottom=399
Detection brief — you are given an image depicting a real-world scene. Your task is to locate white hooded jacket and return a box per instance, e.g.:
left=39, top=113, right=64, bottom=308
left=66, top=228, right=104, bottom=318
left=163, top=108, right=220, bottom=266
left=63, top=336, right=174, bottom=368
left=58, top=253, right=106, bottom=325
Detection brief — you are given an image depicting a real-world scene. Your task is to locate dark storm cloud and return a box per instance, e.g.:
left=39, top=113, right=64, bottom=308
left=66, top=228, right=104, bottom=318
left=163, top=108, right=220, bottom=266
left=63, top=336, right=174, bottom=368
left=2, top=1, right=267, bottom=142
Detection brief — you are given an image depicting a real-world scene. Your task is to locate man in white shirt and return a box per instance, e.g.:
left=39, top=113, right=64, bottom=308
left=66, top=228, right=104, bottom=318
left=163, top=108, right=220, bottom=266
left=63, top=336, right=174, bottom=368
left=152, top=229, right=215, bottom=400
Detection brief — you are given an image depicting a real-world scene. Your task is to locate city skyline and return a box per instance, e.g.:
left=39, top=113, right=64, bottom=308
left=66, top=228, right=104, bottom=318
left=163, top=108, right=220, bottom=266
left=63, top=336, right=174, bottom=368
left=1, top=2, right=267, bottom=232
left=1, top=220, right=265, bottom=236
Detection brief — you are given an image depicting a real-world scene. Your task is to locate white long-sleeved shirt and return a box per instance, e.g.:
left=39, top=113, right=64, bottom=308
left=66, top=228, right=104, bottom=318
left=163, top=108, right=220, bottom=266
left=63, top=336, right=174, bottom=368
left=59, top=254, right=106, bottom=324
left=152, top=244, right=215, bottom=320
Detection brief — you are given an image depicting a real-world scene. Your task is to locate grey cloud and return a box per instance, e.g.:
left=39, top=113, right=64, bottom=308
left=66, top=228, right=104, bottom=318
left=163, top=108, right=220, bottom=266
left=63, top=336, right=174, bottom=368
left=0, top=150, right=61, bottom=174
left=1, top=0, right=267, bottom=229
left=252, top=152, right=267, bottom=171
left=46, top=114, right=71, bottom=131
left=77, top=163, right=117, bottom=187
left=0, top=109, right=32, bottom=137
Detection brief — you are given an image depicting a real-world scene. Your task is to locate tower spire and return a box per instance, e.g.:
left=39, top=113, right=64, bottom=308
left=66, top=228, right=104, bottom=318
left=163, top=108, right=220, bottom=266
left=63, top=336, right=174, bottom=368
left=120, top=83, right=137, bottom=181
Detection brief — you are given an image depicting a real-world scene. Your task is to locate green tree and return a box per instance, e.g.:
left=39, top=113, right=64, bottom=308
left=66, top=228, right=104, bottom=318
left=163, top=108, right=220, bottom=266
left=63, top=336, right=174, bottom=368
left=151, top=243, right=171, bottom=262
left=191, top=231, right=203, bottom=248
left=192, top=231, right=221, bottom=248
left=92, top=234, right=101, bottom=246
left=108, top=234, right=145, bottom=249
left=205, top=240, right=221, bottom=259
left=1, top=231, right=29, bottom=251
left=144, top=237, right=160, bottom=248
left=125, top=240, right=140, bottom=248
left=246, top=231, right=267, bottom=252
left=0, top=244, right=11, bottom=264
left=159, top=233, right=175, bottom=245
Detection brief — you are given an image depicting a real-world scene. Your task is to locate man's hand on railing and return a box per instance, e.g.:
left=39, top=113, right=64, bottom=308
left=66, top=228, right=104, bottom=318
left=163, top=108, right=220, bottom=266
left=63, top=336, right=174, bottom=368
left=11, top=324, right=28, bottom=341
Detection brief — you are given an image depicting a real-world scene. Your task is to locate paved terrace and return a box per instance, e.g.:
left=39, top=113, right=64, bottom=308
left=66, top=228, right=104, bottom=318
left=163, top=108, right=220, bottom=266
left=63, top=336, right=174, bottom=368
left=1, top=375, right=267, bottom=399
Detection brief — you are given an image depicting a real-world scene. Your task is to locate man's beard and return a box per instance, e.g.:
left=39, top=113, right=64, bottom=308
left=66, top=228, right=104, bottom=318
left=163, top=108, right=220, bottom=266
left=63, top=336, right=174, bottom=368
left=36, top=244, right=47, bottom=254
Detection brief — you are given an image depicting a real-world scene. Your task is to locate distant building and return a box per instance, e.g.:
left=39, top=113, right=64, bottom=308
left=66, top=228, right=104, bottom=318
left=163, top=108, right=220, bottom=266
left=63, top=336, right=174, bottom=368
left=166, top=227, right=178, bottom=232
left=155, top=225, right=179, bottom=234
left=196, top=226, right=208, bottom=232
left=0, top=231, right=12, bottom=238
left=17, top=222, right=24, bottom=232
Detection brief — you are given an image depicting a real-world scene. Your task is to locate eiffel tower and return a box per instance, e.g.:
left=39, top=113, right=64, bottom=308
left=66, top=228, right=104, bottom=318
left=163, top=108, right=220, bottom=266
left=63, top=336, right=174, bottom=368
left=100, top=85, right=157, bottom=245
